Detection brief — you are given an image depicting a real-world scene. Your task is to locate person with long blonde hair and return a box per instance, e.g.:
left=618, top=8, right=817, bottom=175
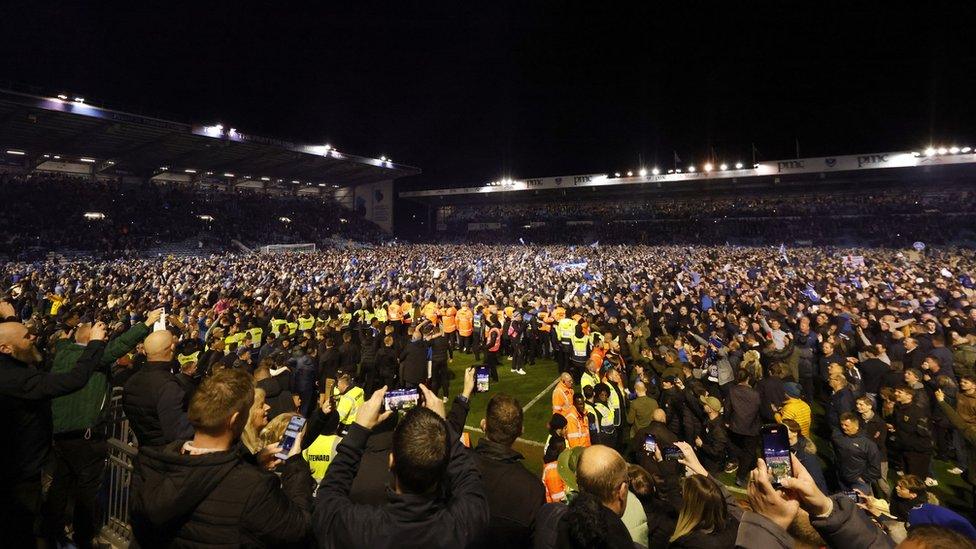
left=241, top=387, right=270, bottom=455
left=668, top=441, right=742, bottom=548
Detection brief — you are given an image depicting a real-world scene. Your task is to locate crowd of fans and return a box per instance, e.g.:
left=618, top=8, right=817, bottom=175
left=0, top=173, right=382, bottom=259
left=2, top=242, right=976, bottom=547
left=439, top=189, right=976, bottom=247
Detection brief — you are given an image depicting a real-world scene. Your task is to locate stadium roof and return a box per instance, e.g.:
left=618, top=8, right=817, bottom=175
left=401, top=148, right=976, bottom=202
left=0, top=87, right=420, bottom=187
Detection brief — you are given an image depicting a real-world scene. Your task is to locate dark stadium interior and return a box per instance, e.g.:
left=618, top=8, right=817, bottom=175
left=2, top=4, right=976, bottom=549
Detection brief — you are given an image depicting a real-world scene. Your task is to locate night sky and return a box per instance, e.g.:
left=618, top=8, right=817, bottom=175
left=1, top=3, right=974, bottom=190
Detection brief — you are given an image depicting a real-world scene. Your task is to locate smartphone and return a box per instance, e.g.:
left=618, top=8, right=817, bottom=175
left=475, top=366, right=490, bottom=393
left=663, top=445, right=683, bottom=461
left=643, top=434, right=657, bottom=454
left=384, top=388, right=420, bottom=412
left=153, top=308, right=167, bottom=332
left=843, top=490, right=860, bottom=503
left=761, top=424, right=794, bottom=488
left=274, top=416, right=307, bottom=460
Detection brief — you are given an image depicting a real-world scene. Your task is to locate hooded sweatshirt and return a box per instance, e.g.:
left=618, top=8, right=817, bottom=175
left=131, top=440, right=313, bottom=547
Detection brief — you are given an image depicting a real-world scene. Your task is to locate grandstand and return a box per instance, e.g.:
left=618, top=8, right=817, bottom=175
left=401, top=148, right=976, bottom=246
left=0, top=85, right=421, bottom=254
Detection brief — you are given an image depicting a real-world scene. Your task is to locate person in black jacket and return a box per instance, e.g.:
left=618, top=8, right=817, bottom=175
left=374, top=334, right=398, bottom=389
left=399, top=325, right=430, bottom=388
left=831, top=412, right=881, bottom=494
left=554, top=445, right=635, bottom=549
left=724, top=369, right=761, bottom=486
left=0, top=317, right=108, bottom=548
left=122, top=330, right=194, bottom=447
left=694, top=395, right=729, bottom=475
left=858, top=345, right=889, bottom=399
left=891, top=384, right=934, bottom=480
left=318, top=337, right=340, bottom=388
left=313, top=383, right=490, bottom=548
left=337, top=331, right=360, bottom=376
left=131, top=368, right=314, bottom=546
left=468, top=392, right=546, bottom=548
left=358, top=321, right=381, bottom=392
left=429, top=326, right=453, bottom=398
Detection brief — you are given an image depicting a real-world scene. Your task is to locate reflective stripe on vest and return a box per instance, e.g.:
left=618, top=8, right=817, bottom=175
left=571, top=335, right=588, bottom=358
left=303, top=434, right=339, bottom=481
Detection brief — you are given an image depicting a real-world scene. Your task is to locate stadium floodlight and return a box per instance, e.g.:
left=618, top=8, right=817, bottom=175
left=962, top=147, right=972, bottom=153
left=735, top=162, right=743, bottom=169
left=614, top=172, right=621, bottom=177
left=279, top=217, right=292, bottom=223
left=925, top=147, right=936, bottom=156
left=106, top=160, right=115, bottom=165
left=380, top=156, right=387, bottom=161
left=332, top=184, right=339, bottom=188
left=949, top=146, right=960, bottom=154
left=676, top=169, right=682, bottom=173
left=688, top=166, right=696, bottom=172
left=292, top=180, right=300, bottom=184
left=626, top=171, right=633, bottom=176
left=652, top=168, right=660, bottom=175
left=667, top=169, right=674, bottom=174
left=43, top=154, right=50, bottom=158
left=5, top=150, right=25, bottom=155
left=719, top=163, right=728, bottom=171
left=261, top=176, right=271, bottom=181
left=339, top=218, right=348, bottom=223
left=185, top=169, right=197, bottom=174
left=80, top=157, right=96, bottom=163
left=937, top=147, right=948, bottom=155
left=318, top=183, right=326, bottom=187
left=57, top=94, right=68, bottom=100
left=638, top=168, right=647, bottom=177
left=53, top=155, right=61, bottom=160
left=704, top=163, right=713, bottom=172
left=753, top=163, right=759, bottom=168
left=159, top=166, right=168, bottom=171
left=197, top=215, right=214, bottom=222
left=73, top=97, right=85, bottom=103
left=223, top=172, right=235, bottom=177
left=911, top=151, right=920, bottom=157
left=83, top=212, right=105, bottom=220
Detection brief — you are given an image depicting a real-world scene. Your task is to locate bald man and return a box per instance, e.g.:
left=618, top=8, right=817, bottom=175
left=0, top=317, right=108, bottom=547
left=555, top=445, right=635, bottom=548
left=122, top=329, right=194, bottom=447
left=552, top=372, right=574, bottom=416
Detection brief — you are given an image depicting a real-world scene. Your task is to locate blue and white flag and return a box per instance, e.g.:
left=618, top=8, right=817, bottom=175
left=801, top=283, right=821, bottom=303
left=590, top=240, right=600, bottom=248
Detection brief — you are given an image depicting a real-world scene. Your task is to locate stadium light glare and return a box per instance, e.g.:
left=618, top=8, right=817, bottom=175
left=949, top=146, right=960, bottom=154
left=5, top=150, right=25, bottom=155
left=80, top=157, right=96, bottom=163
left=318, top=183, right=326, bottom=187
left=652, top=168, right=660, bottom=175
left=380, top=156, right=387, bottom=161
left=676, top=169, right=682, bottom=173
left=73, top=97, right=85, bottom=103
left=667, top=169, right=674, bottom=174
left=83, top=212, right=105, bottom=220
left=332, top=184, right=340, bottom=188
left=43, top=154, right=50, bottom=158
left=735, top=162, right=743, bottom=169
left=688, top=166, right=696, bottom=172
left=638, top=168, right=647, bottom=177
left=937, top=147, right=948, bottom=155
left=57, top=94, right=68, bottom=100
left=261, top=176, right=271, bottom=181
left=753, top=163, right=759, bottom=168
left=911, top=151, right=920, bottom=157
left=719, top=163, right=728, bottom=171
left=159, top=166, right=168, bottom=171
left=925, top=147, right=936, bottom=156
left=962, top=147, right=972, bottom=153
left=279, top=217, right=292, bottom=223
left=223, top=172, right=235, bottom=177
left=292, top=180, right=300, bottom=184
left=53, top=155, right=61, bottom=160
left=614, top=172, right=621, bottom=177
left=197, top=215, right=214, bottom=222
left=184, top=169, right=197, bottom=174
left=704, top=163, right=713, bottom=172
left=626, top=171, right=633, bottom=176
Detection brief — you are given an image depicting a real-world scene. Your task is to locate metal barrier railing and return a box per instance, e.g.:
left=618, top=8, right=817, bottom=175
left=100, top=389, right=137, bottom=547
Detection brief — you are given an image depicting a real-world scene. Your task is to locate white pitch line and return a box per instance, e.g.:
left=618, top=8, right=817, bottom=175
left=463, top=425, right=545, bottom=448
left=522, top=376, right=561, bottom=412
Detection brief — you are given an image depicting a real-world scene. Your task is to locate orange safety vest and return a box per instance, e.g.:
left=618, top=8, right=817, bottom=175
left=401, top=302, right=413, bottom=324
left=564, top=409, right=591, bottom=448
left=552, top=384, right=574, bottom=416
left=538, top=311, right=551, bottom=332
left=553, top=307, right=566, bottom=321
left=423, top=302, right=438, bottom=323
left=589, top=347, right=606, bottom=367
left=486, top=327, right=502, bottom=352
left=442, top=307, right=457, bottom=333
left=543, top=462, right=567, bottom=503
left=456, top=307, right=473, bottom=336
left=388, top=303, right=402, bottom=322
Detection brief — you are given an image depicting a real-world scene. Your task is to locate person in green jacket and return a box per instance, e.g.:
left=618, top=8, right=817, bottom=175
left=935, top=388, right=976, bottom=486
left=42, top=308, right=163, bottom=547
